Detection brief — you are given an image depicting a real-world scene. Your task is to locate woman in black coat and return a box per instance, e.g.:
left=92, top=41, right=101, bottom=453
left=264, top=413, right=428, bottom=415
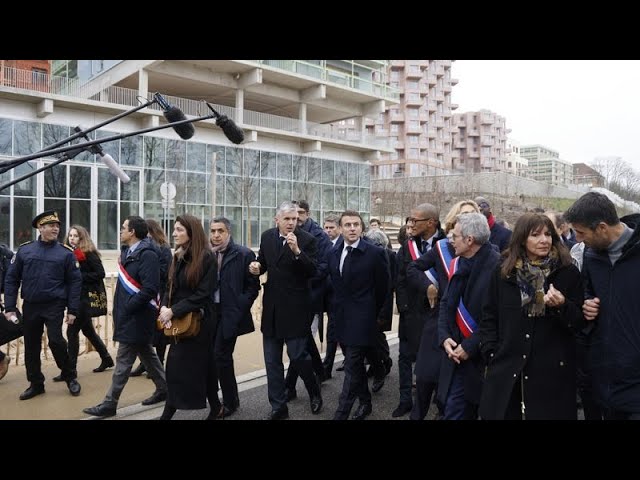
left=157, top=214, right=219, bottom=421
left=63, top=225, right=114, bottom=378
left=478, top=213, right=584, bottom=420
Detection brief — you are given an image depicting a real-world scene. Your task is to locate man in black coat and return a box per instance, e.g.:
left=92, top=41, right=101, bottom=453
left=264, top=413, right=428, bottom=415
left=249, top=201, right=321, bottom=420
left=210, top=216, right=260, bottom=418
left=82, top=216, right=167, bottom=418
left=475, top=196, right=512, bottom=252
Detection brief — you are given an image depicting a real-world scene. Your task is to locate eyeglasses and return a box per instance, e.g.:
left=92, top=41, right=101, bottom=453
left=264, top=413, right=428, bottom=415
left=447, top=232, right=468, bottom=241
left=406, top=217, right=432, bottom=225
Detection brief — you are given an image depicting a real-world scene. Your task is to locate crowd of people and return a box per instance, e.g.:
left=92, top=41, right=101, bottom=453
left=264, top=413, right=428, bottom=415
left=1, top=189, right=639, bottom=420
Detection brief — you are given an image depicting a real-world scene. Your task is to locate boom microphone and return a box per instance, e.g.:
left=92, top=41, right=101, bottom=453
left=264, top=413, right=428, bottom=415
left=206, top=103, right=245, bottom=144
left=99, top=153, right=130, bottom=183
left=153, top=93, right=195, bottom=140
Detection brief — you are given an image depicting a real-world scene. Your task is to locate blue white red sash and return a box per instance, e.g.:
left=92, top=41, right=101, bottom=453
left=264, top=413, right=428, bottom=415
left=446, top=255, right=476, bottom=339
left=117, top=258, right=160, bottom=312
left=408, top=238, right=438, bottom=289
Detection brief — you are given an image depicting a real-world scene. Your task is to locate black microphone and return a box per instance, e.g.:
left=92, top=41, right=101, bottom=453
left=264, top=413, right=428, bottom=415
left=153, top=93, right=195, bottom=140
left=72, top=126, right=130, bottom=183
left=206, top=103, right=244, bottom=144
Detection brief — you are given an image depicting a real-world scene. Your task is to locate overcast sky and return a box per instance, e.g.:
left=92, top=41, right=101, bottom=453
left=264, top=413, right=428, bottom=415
left=451, top=60, right=640, bottom=170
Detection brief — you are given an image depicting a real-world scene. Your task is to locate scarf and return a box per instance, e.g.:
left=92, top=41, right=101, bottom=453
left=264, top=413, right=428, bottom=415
left=487, top=214, right=496, bottom=229
left=515, top=246, right=559, bottom=317
left=210, top=237, right=230, bottom=272
left=73, top=247, right=86, bottom=262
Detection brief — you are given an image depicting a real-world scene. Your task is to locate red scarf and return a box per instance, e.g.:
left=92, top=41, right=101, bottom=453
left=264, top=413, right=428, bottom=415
left=73, top=248, right=86, bottom=262
left=487, top=214, right=495, bottom=229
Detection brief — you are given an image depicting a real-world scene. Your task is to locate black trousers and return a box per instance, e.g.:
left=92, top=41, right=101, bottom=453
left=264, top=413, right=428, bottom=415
left=23, top=300, right=74, bottom=385
left=66, top=304, right=110, bottom=375
left=214, top=311, right=240, bottom=408
left=285, top=330, right=324, bottom=390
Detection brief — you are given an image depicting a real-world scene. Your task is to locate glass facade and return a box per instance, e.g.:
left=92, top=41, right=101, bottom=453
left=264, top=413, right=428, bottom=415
left=0, top=117, right=370, bottom=250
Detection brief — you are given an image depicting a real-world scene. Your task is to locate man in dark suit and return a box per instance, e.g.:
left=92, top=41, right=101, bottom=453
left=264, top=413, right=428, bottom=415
left=330, top=210, right=389, bottom=420
left=249, top=201, right=322, bottom=420
left=475, top=196, right=512, bottom=252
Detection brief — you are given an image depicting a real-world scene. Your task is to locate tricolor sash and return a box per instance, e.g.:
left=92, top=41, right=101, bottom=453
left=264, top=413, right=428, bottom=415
left=408, top=238, right=438, bottom=289
left=117, top=258, right=160, bottom=312
left=445, top=253, right=476, bottom=339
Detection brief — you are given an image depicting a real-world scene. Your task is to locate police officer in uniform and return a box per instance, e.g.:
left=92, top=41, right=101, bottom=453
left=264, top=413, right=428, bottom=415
left=4, top=210, right=83, bottom=400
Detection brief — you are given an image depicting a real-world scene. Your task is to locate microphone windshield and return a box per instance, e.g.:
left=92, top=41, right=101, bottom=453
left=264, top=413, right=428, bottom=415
left=163, top=106, right=195, bottom=140
left=100, top=153, right=130, bottom=183
left=216, top=115, right=244, bottom=145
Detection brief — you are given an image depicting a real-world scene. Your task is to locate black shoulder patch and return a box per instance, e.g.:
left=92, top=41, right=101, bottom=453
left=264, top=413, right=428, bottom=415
left=61, top=243, right=74, bottom=252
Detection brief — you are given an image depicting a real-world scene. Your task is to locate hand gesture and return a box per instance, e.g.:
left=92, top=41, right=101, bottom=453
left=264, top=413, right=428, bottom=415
left=249, top=261, right=262, bottom=276
left=583, top=297, right=600, bottom=321
left=65, top=314, right=76, bottom=325
left=285, top=232, right=300, bottom=256
left=427, top=284, right=439, bottom=308
left=543, top=283, right=565, bottom=308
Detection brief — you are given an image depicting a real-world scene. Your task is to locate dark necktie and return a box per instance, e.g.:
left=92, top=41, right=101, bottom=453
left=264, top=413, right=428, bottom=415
left=422, top=240, right=429, bottom=254
left=278, top=236, right=286, bottom=253
left=341, top=245, right=353, bottom=276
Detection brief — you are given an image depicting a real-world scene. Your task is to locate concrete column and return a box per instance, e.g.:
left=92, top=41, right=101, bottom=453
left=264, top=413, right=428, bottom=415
left=299, top=103, right=307, bottom=135
left=235, top=89, right=244, bottom=124
left=137, top=69, right=148, bottom=100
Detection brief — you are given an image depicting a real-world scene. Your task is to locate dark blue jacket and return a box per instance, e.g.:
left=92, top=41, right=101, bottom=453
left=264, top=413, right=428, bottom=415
left=582, top=213, right=640, bottom=412
left=299, top=218, right=332, bottom=313
left=113, top=238, right=160, bottom=344
left=489, top=221, right=512, bottom=253
left=218, top=239, right=260, bottom=340
left=329, top=237, right=389, bottom=347
left=0, top=244, right=14, bottom=295
left=4, top=238, right=82, bottom=314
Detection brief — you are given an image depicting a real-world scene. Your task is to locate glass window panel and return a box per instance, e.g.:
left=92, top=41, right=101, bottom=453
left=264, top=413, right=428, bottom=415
left=143, top=204, right=168, bottom=234
left=0, top=118, right=12, bottom=155
left=69, top=166, right=90, bottom=199
left=276, top=180, right=291, bottom=205
left=0, top=197, right=9, bottom=245
left=335, top=186, right=347, bottom=211
left=244, top=206, right=260, bottom=248
left=14, top=121, right=41, bottom=156
left=292, top=155, right=306, bottom=182
left=347, top=187, right=359, bottom=210
left=225, top=206, right=242, bottom=240
left=98, top=168, right=118, bottom=200
left=307, top=183, right=321, bottom=209
left=166, top=139, right=186, bottom=171
left=360, top=164, right=370, bottom=187
left=187, top=142, right=207, bottom=172
left=244, top=149, right=260, bottom=178
left=322, top=185, right=334, bottom=211
left=307, top=158, right=321, bottom=183
left=260, top=207, right=275, bottom=237
left=165, top=170, right=186, bottom=205
left=276, top=153, right=292, bottom=180
left=208, top=144, right=225, bottom=174
left=215, top=174, right=224, bottom=206
left=321, top=159, right=334, bottom=184
left=14, top=197, right=36, bottom=246
left=145, top=169, right=165, bottom=202
left=347, top=163, right=359, bottom=186
left=68, top=130, right=94, bottom=163
left=226, top=147, right=241, bottom=176
left=246, top=176, right=260, bottom=207
left=292, top=182, right=307, bottom=204
left=226, top=176, right=242, bottom=206
left=98, top=202, right=118, bottom=250
left=42, top=124, right=69, bottom=151
left=13, top=161, right=37, bottom=196
left=44, top=199, right=66, bottom=242
left=144, top=136, right=165, bottom=168
left=261, top=151, right=276, bottom=179
left=120, top=202, right=139, bottom=224
left=359, top=188, right=370, bottom=212
left=69, top=200, right=90, bottom=231
left=121, top=135, right=142, bottom=166
left=44, top=163, right=66, bottom=198
left=334, top=161, right=347, bottom=186
left=95, top=130, right=119, bottom=162
left=261, top=179, right=276, bottom=207
left=187, top=172, right=208, bottom=204
left=120, top=170, right=140, bottom=202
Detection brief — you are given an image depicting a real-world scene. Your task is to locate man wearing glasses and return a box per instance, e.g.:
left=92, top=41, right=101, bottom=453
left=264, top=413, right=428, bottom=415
left=394, top=203, right=445, bottom=417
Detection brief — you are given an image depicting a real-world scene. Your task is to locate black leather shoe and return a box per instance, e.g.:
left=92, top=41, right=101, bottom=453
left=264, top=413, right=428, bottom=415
left=366, top=365, right=375, bottom=378
left=384, top=357, right=393, bottom=375
left=93, top=356, right=114, bottom=373
left=323, top=365, right=332, bottom=380
left=130, top=363, right=146, bottom=377
left=285, top=388, right=297, bottom=402
left=310, top=394, right=323, bottom=415
left=263, top=408, right=289, bottom=420
left=66, top=378, right=81, bottom=396
left=19, top=384, right=45, bottom=401
left=141, top=390, right=167, bottom=406
left=336, top=360, right=346, bottom=372
left=52, top=373, right=65, bottom=382
left=351, top=403, right=372, bottom=420
left=392, top=402, right=413, bottom=418
left=371, top=377, right=385, bottom=393
left=83, top=402, right=117, bottom=418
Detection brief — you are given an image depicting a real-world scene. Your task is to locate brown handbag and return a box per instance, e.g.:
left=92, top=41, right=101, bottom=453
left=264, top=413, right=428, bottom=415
left=160, top=275, right=202, bottom=339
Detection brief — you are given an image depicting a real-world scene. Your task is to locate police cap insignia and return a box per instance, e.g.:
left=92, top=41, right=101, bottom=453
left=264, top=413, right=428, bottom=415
left=32, top=210, right=61, bottom=228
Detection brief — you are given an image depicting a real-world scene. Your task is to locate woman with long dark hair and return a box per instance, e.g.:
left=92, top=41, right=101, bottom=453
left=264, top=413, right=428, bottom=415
left=156, top=214, right=220, bottom=420
left=59, top=225, right=113, bottom=379
left=479, top=213, right=584, bottom=420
